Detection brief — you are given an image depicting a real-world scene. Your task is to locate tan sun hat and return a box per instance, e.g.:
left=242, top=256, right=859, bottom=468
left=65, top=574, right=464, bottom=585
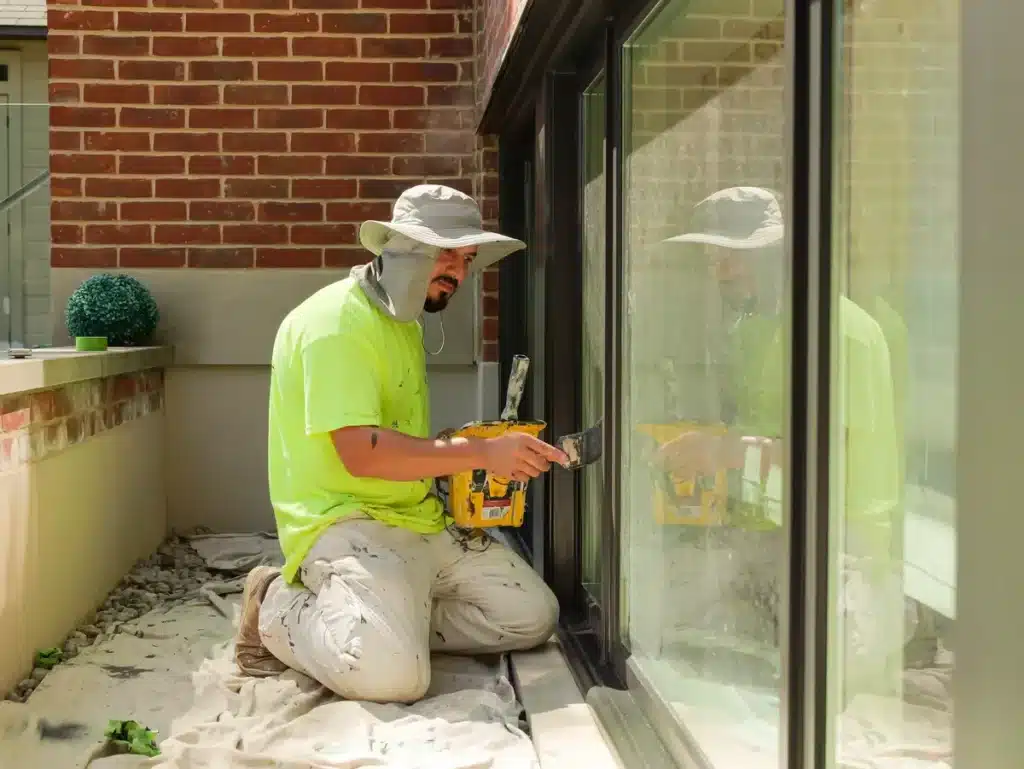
left=359, top=184, right=526, bottom=271
left=664, top=186, right=784, bottom=249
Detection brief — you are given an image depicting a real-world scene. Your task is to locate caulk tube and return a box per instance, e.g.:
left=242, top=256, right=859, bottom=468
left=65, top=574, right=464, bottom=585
left=353, top=233, right=439, bottom=323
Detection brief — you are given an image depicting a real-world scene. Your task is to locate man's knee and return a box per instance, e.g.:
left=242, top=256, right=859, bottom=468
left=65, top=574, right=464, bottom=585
left=258, top=575, right=432, bottom=703
left=503, top=578, right=560, bottom=650
left=320, top=642, right=431, bottom=703
left=530, top=580, right=560, bottom=643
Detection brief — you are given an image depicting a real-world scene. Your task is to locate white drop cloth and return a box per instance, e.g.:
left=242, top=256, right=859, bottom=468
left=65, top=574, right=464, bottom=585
left=836, top=667, right=953, bottom=769
left=83, top=647, right=538, bottom=769
left=186, top=533, right=284, bottom=573
left=78, top=533, right=540, bottom=768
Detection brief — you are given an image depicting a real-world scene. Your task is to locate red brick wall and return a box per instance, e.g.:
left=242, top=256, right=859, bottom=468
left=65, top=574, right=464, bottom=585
left=473, top=0, right=527, bottom=109
left=0, top=370, right=164, bottom=476
left=46, top=0, right=501, bottom=360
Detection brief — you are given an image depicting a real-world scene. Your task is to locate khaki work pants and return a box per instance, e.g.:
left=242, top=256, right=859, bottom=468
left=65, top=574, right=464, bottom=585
left=258, top=518, right=558, bottom=703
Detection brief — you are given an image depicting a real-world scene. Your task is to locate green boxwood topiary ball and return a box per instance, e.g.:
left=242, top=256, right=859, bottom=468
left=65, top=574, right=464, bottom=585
left=65, top=273, right=160, bottom=347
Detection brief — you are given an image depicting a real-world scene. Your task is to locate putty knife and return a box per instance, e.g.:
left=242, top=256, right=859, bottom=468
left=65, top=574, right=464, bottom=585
left=556, top=421, right=603, bottom=470
left=499, top=355, right=601, bottom=470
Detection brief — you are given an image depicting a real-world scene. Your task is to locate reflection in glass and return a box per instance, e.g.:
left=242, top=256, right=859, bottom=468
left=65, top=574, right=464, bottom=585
left=0, top=103, right=52, bottom=350
left=580, top=74, right=606, bottom=601
left=828, top=1, right=958, bottom=768
left=621, top=1, right=787, bottom=766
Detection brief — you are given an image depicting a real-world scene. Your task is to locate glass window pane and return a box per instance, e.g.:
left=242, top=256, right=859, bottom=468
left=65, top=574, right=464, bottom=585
left=581, top=74, right=606, bottom=600
left=828, top=1, right=958, bottom=767
left=621, top=0, right=788, bottom=765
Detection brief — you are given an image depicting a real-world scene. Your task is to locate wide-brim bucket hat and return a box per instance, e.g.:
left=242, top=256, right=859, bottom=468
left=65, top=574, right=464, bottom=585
left=664, top=186, right=784, bottom=250
left=359, top=184, right=526, bottom=270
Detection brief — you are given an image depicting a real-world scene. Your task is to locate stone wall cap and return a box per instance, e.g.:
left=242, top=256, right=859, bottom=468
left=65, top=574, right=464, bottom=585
left=0, top=347, right=173, bottom=398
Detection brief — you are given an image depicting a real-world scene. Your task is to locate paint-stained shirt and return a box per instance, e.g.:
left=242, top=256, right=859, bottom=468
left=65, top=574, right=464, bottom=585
left=728, top=296, right=900, bottom=551
left=268, top=276, right=443, bottom=583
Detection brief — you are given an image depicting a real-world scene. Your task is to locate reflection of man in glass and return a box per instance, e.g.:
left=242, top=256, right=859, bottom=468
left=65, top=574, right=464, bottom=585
left=658, top=187, right=789, bottom=487
left=658, top=187, right=903, bottom=696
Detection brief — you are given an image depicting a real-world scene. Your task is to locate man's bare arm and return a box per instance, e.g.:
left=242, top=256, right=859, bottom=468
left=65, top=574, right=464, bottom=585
left=332, top=426, right=569, bottom=483
left=331, top=426, right=485, bottom=482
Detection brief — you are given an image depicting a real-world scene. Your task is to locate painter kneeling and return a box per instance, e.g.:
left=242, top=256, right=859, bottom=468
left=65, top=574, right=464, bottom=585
left=234, top=185, right=567, bottom=703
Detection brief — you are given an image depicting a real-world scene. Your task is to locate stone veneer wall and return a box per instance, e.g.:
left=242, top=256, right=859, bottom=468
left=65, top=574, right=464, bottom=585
left=0, top=369, right=164, bottom=474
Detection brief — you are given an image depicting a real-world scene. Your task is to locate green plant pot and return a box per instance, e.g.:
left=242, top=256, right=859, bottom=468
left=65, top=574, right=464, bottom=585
left=75, top=336, right=108, bottom=352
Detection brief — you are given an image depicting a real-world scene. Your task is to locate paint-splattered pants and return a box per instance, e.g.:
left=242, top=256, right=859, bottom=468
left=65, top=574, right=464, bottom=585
left=258, top=518, right=559, bottom=703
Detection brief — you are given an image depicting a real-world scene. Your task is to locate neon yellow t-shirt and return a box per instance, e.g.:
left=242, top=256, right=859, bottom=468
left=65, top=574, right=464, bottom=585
left=268, top=276, right=444, bottom=583
left=730, top=296, right=900, bottom=539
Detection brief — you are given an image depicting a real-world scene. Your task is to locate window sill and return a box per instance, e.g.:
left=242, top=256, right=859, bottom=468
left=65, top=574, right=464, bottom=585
left=0, top=346, right=173, bottom=397
left=512, top=640, right=625, bottom=769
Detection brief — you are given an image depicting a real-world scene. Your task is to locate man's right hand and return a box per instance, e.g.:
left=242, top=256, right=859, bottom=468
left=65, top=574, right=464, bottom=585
left=655, top=429, right=743, bottom=480
left=481, top=433, right=569, bottom=482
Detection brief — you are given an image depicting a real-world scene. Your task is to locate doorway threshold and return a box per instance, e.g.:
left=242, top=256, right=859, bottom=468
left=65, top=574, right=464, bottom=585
left=511, top=640, right=624, bottom=769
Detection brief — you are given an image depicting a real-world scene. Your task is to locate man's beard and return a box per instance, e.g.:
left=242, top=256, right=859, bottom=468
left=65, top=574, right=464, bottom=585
left=423, top=278, right=458, bottom=313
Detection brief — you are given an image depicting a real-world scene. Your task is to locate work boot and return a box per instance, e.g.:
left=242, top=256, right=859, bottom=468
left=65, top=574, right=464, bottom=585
left=235, top=566, right=288, bottom=677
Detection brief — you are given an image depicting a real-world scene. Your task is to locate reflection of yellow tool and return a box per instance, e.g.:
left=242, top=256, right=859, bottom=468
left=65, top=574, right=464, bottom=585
left=637, top=422, right=729, bottom=526
left=438, top=356, right=545, bottom=529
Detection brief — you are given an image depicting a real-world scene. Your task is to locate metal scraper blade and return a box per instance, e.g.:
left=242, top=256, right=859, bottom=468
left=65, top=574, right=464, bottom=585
left=556, top=422, right=602, bottom=470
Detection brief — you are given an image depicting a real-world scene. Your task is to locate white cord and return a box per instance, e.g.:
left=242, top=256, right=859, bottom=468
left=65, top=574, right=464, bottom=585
left=422, top=313, right=446, bottom=356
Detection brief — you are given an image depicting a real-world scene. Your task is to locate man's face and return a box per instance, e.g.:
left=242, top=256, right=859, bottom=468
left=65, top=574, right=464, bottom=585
left=704, top=245, right=751, bottom=305
left=707, top=246, right=744, bottom=284
left=424, top=246, right=476, bottom=313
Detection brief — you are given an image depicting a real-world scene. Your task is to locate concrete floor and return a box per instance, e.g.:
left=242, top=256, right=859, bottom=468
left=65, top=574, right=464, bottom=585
left=9, top=600, right=236, bottom=768
left=3, top=533, right=621, bottom=769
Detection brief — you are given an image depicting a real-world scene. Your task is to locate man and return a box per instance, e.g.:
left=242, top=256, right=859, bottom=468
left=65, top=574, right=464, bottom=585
left=234, top=184, right=568, bottom=704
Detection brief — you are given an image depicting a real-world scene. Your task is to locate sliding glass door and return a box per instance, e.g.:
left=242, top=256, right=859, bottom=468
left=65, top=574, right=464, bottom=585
left=491, top=0, right=1022, bottom=764
left=826, top=0, right=959, bottom=766
left=618, top=0, right=791, bottom=766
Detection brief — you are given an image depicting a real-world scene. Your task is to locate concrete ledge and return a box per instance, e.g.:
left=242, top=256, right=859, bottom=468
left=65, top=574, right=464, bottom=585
left=0, top=347, right=172, bottom=397
left=511, top=640, right=623, bottom=769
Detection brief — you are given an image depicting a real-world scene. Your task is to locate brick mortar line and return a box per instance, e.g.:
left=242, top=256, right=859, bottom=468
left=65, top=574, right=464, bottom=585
left=52, top=84, right=472, bottom=91
left=51, top=129, right=475, bottom=132
left=50, top=118, right=475, bottom=122
left=50, top=132, right=476, bottom=137
left=50, top=107, right=472, bottom=111
left=56, top=202, right=462, bottom=206
left=53, top=88, right=475, bottom=94
left=49, top=50, right=477, bottom=56
left=48, top=9, right=473, bottom=13
left=48, top=31, right=476, bottom=38
left=69, top=162, right=484, bottom=169
left=47, top=10, right=475, bottom=15
left=52, top=149, right=479, bottom=152
left=51, top=105, right=474, bottom=113
left=53, top=52, right=474, bottom=60
left=55, top=83, right=475, bottom=88
left=53, top=173, right=476, bottom=180
left=50, top=127, right=477, bottom=133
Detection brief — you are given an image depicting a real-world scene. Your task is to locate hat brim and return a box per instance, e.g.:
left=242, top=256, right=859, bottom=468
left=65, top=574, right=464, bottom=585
left=663, top=225, right=784, bottom=250
left=359, top=221, right=526, bottom=271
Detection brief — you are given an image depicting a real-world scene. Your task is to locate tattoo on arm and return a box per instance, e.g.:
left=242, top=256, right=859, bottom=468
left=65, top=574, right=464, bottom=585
left=370, top=431, right=379, bottom=450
